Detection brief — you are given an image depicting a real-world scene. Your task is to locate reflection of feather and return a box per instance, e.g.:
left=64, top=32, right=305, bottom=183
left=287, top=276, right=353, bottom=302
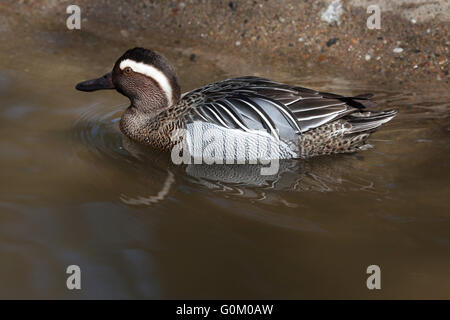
left=120, top=171, right=175, bottom=206
left=183, top=157, right=379, bottom=200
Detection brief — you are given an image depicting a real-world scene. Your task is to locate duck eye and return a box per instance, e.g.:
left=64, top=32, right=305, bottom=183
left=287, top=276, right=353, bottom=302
left=123, top=67, right=133, bottom=75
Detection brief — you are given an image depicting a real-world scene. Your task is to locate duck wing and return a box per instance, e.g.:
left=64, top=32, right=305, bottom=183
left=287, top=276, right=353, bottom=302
left=182, top=76, right=373, bottom=138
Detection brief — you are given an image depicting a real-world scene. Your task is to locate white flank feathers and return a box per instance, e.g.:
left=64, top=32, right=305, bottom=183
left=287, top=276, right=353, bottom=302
left=119, top=59, right=173, bottom=106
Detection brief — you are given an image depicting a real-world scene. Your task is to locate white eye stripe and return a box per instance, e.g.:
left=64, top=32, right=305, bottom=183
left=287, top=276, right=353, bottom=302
left=119, top=59, right=173, bottom=106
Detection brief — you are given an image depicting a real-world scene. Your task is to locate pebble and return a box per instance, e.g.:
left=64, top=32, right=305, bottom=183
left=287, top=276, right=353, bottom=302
left=393, top=47, right=403, bottom=53
left=326, top=37, right=338, bottom=47
left=228, top=1, right=237, bottom=11
left=120, top=29, right=129, bottom=38
left=365, top=54, right=371, bottom=61
left=298, top=37, right=304, bottom=42
left=235, top=41, right=241, bottom=46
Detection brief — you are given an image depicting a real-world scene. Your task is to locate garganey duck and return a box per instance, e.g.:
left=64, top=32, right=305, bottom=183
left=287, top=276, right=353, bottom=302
left=76, top=47, right=396, bottom=160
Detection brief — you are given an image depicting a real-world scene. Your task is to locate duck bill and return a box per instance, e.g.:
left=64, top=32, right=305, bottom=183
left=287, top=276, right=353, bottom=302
left=75, top=72, right=115, bottom=92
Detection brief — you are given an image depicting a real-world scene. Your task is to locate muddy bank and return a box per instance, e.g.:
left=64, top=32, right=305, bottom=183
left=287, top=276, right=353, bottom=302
left=1, top=0, right=449, bottom=92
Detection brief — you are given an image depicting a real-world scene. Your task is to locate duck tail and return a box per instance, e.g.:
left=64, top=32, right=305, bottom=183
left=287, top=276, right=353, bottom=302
left=320, top=92, right=377, bottom=109
left=341, top=93, right=378, bottom=109
left=347, top=109, right=397, bottom=134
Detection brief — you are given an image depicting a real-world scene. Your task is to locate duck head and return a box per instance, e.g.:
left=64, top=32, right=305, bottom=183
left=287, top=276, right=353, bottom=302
left=76, top=47, right=181, bottom=113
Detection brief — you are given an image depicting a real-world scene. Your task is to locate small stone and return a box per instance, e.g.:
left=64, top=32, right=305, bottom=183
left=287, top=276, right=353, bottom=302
left=179, top=2, right=186, bottom=9
left=279, top=17, right=285, bottom=23
left=235, top=41, right=241, bottom=46
left=326, top=37, right=338, bottom=47
left=411, top=18, right=416, bottom=24
left=120, top=29, right=129, bottom=38
left=229, top=1, right=237, bottom=11
left=393, top=47, right=403, bottom=53
left=298, top=37, right=304, bottom=42
left=321, top=0, right=343, bottom=25
left=365, top=54, right=371, bottom=61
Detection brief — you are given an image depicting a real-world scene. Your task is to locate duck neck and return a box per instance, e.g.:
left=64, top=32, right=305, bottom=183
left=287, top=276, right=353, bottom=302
left=119, top=84, right=181, bottom=144
left=119, top=105, right=160, bottom=143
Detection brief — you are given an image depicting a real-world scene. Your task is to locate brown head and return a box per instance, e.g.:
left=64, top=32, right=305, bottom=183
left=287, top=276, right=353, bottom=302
left=76, top=47, right=181, bottom=114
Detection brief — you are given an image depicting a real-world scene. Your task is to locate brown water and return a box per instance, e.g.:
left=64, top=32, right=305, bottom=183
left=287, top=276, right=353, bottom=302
left=0, top=14, right=449, bottom=299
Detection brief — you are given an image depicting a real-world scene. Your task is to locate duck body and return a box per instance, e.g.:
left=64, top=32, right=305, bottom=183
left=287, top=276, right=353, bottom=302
left=76, top=47, right=396, bottom=161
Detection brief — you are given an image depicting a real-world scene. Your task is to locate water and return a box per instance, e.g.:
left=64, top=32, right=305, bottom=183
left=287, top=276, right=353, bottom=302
left=0, top=19, right=449, bottom=299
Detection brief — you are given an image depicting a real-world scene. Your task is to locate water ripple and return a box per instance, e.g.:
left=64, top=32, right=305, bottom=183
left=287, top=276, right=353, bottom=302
left=71, top=102, right=131, bottom=161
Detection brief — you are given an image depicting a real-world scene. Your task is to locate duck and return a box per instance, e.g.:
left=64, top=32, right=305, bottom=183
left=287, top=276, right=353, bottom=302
left=76, top=47, right=396, bottom=161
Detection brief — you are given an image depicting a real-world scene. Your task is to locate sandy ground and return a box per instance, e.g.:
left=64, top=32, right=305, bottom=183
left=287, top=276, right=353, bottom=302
left=2, top=0, right=449, bottom=92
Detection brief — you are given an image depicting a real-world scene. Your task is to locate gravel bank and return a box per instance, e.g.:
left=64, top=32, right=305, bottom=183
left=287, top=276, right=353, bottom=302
left=2, top=0, right=449, bottom=92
